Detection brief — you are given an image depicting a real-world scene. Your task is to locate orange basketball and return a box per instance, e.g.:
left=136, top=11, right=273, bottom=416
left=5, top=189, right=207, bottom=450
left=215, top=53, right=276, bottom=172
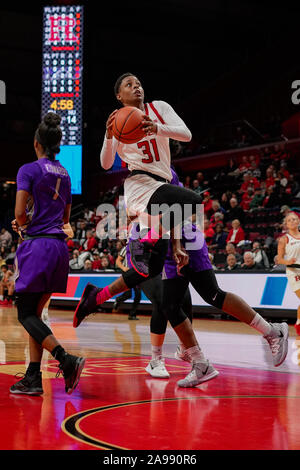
left=112, top=106, right=146, bottom=144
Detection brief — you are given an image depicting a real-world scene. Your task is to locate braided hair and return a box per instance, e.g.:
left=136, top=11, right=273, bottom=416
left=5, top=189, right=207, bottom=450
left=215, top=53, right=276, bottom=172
left=34, top=112, right=62, bottom=161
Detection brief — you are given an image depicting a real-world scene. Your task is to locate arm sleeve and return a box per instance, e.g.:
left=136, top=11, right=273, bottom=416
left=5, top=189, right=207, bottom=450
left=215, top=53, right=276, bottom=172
left=155, top=101, right=192, bottom=142
left=100, top=135, right=119, bottom=170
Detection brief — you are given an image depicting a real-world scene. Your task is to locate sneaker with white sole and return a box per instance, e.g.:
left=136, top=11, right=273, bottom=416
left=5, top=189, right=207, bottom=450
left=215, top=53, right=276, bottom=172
left=145, top=359, right=170, bottom=378
left=263, top=322, right=289, bottom=367
left=177, top=360, right=219, bottom=388
left=174, top=345, right=192, bottom=363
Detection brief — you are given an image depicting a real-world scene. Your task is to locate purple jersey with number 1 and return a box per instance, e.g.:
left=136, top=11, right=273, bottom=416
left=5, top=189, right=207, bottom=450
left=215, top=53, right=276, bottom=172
left=16, top=157, right=72, bottom=237
left=14, top=157, right=71, bottom=293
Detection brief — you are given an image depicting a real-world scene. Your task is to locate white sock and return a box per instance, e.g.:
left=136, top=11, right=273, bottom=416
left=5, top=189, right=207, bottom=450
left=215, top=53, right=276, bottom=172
left=0, top=295, right=3, bottom=301
left=250, top=313, right=272, bottom=336
left=185, top=345, right=206, bottom=363
left=151, top=345, right=162, bottom=360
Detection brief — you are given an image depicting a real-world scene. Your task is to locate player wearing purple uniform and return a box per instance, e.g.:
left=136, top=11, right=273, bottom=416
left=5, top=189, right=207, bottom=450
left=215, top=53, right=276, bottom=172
left=10, top=113, right=85, bottom=396
left=153, top=169, right=290, bottom=386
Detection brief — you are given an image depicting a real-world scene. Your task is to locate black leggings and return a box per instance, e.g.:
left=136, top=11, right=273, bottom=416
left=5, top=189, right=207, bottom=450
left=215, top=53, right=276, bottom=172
left=122, top=183, right=202, bottom=289
left=162, top=269, right=226, bottom=329
left=141, top=275, right=193, bottom=335
left=147, top=183, right=202, bottom=232
left=16, top=292, right=53, bottom=345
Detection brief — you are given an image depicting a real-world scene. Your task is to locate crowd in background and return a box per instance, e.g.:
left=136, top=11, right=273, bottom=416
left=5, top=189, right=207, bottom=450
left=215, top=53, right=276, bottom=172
left=1, top=142, right=300, bottom=304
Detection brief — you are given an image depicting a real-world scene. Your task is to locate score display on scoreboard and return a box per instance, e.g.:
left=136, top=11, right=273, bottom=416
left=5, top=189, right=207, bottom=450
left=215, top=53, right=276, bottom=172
left=42, top=5, right=84, bottom=194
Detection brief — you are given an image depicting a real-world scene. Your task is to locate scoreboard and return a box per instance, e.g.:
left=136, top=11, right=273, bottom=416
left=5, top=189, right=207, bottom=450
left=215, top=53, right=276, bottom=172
left=42, top=5, right=84, bottom=194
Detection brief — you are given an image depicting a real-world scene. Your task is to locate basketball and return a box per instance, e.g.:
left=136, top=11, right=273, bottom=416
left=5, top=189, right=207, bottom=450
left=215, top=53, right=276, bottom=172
left=112, top=106, right=146, bottom=144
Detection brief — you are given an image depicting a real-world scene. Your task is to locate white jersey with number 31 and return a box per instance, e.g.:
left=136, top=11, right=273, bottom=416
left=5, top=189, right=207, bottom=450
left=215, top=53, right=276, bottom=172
left=100, top=100, right=192, bottom=215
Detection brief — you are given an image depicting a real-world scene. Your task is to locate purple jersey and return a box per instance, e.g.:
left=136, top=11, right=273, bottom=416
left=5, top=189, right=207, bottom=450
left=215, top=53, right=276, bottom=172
left=16, top=157, right=72, bottom=237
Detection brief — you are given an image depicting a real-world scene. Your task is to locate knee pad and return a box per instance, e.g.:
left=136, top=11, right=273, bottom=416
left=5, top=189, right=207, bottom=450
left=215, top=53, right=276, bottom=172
left=202, top=288, right=226, bottom=310
left=16, top=293, right=52, bottom=344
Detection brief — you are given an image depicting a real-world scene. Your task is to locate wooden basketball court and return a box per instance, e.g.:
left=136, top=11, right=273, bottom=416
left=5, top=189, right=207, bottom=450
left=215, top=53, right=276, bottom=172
left=0, top=305, right=299, bottom=450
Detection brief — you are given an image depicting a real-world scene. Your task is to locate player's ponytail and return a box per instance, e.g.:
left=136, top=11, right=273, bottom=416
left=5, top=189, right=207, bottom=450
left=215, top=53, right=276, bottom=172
left=35, top=112, right=62, bottom=161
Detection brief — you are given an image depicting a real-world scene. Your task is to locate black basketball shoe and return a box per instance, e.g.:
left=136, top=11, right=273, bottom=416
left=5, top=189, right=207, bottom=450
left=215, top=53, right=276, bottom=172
left=73, top=282, right=101, bottom=328
left=10, top=371, right=43, bottom=396
left=56, top=353, right=85, bottom=394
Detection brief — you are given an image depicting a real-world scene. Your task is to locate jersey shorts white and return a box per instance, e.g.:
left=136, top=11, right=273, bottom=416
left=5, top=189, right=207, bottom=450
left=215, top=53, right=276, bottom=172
left=285, top=234, right=300, bottom=292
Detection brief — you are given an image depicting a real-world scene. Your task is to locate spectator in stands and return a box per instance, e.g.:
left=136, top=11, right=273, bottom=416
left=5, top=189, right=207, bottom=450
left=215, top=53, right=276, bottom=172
left=81, top=230, right=98, bottom=252
left=240, top=251, right=262, bottom=270
left=196, top=171, right=204, bottom=184
left=83, top=259, right=93, bottom=272
left=211, top=223, right=228, bottom=250
left=91, top=251, right=102, bottom=270
left=211, top=200, right=226, bottom=217
left=226, top=219, right=245, bottom=246
left=270, top=144, right=284, bottom=164
left=249, top=160, right=261, bottom=180
left=99, top=255, right=115, bottom=272
left=203, top=191, right=213, bottom=217
left=0, top=228, right=12, bottom=249
left=220, top=191, right=232, bottom=211
left=204, top=218, right=215, bottom=246
left=101, top=249, right=115, bottom=267
left=279, top=161, right=290, bottom=179
left=5, top=245, right=16, bottom=266
left=249, top=188, right=264, bottom=210
left=76, top=220, right=87, bottom=245
left=209, top=212, right=224, bottom=231
left=224, top=197, right=245, bottom=224
left=238, top=155, right=251, bottom=174
left=240, top=172, right=260, bottom=194
left=264, top=168, right=276, bottom=188
left=184, top=175, right=191, bottom=189
left=263, top=185, right=280, bottom=209
left=240, top=187, right=255, bottom=211
left=192, top=179, right=202, bottom=196
left=249, top=154, right=260, bottom=166
left=252, top=241, right=270, bottom=269
left=224, top=254, right=239, bottom=271
left=277, top=170, right=288, bottom=189
left=270, top=255, right=286, bottom=273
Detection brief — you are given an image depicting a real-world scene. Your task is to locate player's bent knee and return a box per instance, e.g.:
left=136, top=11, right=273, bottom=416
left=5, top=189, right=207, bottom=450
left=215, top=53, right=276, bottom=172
left=203, top=288, right=226, bottom=310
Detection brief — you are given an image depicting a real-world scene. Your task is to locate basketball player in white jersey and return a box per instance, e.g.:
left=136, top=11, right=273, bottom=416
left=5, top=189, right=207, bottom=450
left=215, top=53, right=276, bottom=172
left=74, top=73, right=221, bottom=382
left=277, top=211, right=300, bottom=333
